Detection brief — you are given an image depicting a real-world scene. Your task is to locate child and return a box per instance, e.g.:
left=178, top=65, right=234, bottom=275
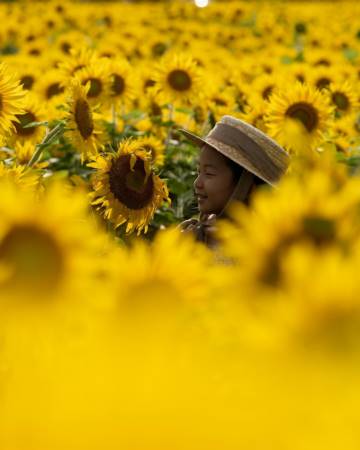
left=179, top=115, right=290, bottom=247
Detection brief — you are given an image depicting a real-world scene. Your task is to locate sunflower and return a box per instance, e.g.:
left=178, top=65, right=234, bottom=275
left=0, top=162, right=40, bottom=191
left=58, top=47, right=96, bottom=79
left=240, top=103, right=268, bottom=133
left=6, top=91, right=46, bottom=146
left=35, top=69, right=65, bottom=103
left=74, top=58, right=112, bottom=106
left=63, top=78, right=104, bottom=162
left=14, top=141, right=48, bottom=169
left=307, top=66, right=337, bottom=92
left=0, top=180, right=107, bottom=301
left=153, top=53, right=204, bottom=105
left=0, top=62, right=26, bottom=139
left=107, top=58, right=136, bottom=107
left=89, top=139, right=170, bottom=234
left=328, top=80, right=359, bottom=117
left=134, top=135, right=166, bottom=167
left=265, top=82, right=334, bottom=153
left=206, top=88, right=237, bottom=122
left=218, top=170, right=360, bottom=298
left=107, top=228, right=213, bottom=317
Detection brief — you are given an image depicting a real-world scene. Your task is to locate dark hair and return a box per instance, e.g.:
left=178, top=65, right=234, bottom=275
left=224, top=157, right=267, bottom=186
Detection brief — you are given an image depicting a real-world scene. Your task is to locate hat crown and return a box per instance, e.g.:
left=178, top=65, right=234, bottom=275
left=180, top=115, right=290, bottom=185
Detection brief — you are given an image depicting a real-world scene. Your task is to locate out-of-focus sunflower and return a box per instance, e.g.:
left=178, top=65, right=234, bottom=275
left=328, top=80, right=359, bottom=117
left=134, top=135, right=166, bottom=167
left=14, top=141, right=48, bottom=169
left=265, top=82, right=334, bottom=153
left=0, top=161, right=40, bottom=190
left=12, top=58, right=41, bottom=91
left=153, top=53, right=204, bottom=105
left=63, top=78, right=104, bottom=161
left=58, top=47, right=96, bottom=79
left=308, top=66, right=337, bottom=92
left=207, top=88, right=237, bottom=122
left=75, top=59, right=112, bottom=106
left=35, top=69, right=65, bottom=103
left=107, top=58, right=136, bottom=108
left=107, top=228, right=213, bottom=317
left=89, top=139, right=170, bottom=234
left=0, top=62, right=25, bottom=139
left=7, top=92, right=46, bottom=146
left=218, top=169, right=360, bottom=298
left=0, top=180, right=107, bottom=301
left=240, top=103, right=268, bottom=133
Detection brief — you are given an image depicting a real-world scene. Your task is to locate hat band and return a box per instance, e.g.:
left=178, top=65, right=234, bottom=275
left=208, top=122, right=282, bottom=182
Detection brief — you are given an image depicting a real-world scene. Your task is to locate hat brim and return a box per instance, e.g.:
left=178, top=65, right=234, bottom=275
left=179, top=128, right=273, bottom=186
left=179, top=129, right=210, bottom=149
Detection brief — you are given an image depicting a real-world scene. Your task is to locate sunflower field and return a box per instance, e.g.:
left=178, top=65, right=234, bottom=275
left=1, top=0, right=360, bottom=448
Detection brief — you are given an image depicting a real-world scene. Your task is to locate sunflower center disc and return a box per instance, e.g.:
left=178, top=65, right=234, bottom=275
left=0, top=224, right=64, bottom=290
left=14, top=111, right=37, bottom=136
left=332, top=92, right=349, bottom=111
left=75, top=98, right=94, bottom=139
left=46, top=82, right=65, bottom=99
left=316, top=78, right=330, bottom=90
left=112, top=74, right=125, bottom=96
left=286, top=102, right=318, bottom=132
left=84, top=77, right=103, bottom=98
left=109, top=154, right=154, bottom=210
left=21, top=75, right=35, bottom=90
left=167, top=69, right=192, bottom=91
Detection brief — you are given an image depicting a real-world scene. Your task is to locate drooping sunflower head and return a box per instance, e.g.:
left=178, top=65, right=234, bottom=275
left=64, top=78, right=104, bottom=161
left=153, top=53, right=204, bottom=105
left=265, top=82, right=334, bottom=153
left=89, top=139, right=170, bottom=235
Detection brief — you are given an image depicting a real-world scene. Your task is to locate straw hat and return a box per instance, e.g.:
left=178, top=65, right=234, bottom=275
left=180, top=115, right=290, bottom=186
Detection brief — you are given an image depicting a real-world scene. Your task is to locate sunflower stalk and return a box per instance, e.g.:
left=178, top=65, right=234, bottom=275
left=27, top=122, right=65, bottom=167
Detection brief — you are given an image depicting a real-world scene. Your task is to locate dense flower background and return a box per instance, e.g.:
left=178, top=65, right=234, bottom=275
left=0, top=1, right=360, bottom=448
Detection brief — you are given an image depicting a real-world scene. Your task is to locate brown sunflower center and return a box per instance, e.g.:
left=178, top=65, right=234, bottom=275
left=213, top=97, right=227, bottom=106
left=285, top=102, right=318, bottom=132
left=83, top=77, right=103, bottom=98
left=14, top=111, right=37, bottom=136
left=72, top=64, right=85, bottom=76
left=0, top=224, right=64, bottom=291
left=332, top=91, right=350, bottom=111
left=21, top=75, right=35, bottom=90
left=316, top=77, right=331, bottom=90
left=152, top=42, right=167, bottom=57
left=262, top=86, right=273, bottom=100
left=167, top=69, right=192, bottom=92
left=112, top=74, right=125, bottom=96
left=108, top=154, right=154, bottom=210
left=61, top=42, right=71, bottom=54
left=46, top=82, right=65, bottom=99
left=144, top=79, right=155, bottom=91
left=74, top=98, right=94, bottom=139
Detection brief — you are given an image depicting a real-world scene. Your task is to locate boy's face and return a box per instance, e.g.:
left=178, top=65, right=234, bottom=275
left=194, top=145, right=237, bottom=215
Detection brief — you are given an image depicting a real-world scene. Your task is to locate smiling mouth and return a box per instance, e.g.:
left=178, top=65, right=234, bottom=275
left=196, top=194, right=208, bottom=202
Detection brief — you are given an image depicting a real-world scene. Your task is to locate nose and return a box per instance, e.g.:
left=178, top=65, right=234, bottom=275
left=194, top=173, right=204, bottom=191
